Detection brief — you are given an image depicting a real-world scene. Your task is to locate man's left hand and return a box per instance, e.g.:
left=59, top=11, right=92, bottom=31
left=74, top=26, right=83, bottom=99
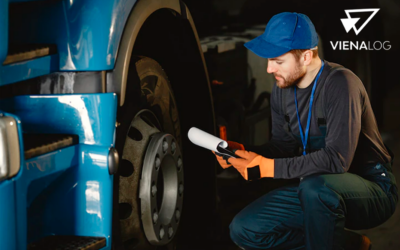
left=228, top=150, right=274, bottom=180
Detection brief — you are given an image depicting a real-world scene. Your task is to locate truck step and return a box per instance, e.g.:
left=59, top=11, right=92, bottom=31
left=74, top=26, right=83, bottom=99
left=24, top=134, right=79, bottom=159
left=3, top=44, right=56, bottom=65
left=28, top=236, right=106, bottom=250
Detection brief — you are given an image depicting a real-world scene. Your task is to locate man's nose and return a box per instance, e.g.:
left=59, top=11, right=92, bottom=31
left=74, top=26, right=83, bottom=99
left=267, top=63, right=276, bottom=74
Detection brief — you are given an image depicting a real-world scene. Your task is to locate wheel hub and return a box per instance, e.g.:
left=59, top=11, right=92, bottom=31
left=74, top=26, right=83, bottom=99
left=140, top=132, right=184, bottom=246
left=119, top=110, right=183, bottom=247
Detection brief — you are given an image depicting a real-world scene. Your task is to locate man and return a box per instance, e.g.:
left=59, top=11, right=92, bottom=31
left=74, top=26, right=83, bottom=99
left=214, top=12, right=398, bottom=250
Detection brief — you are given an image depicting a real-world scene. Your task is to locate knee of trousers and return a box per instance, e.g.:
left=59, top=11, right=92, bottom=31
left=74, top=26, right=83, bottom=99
left=298, top=175, right=343, bottom=211
left=229, top=213, right=277, bottom=250
left=229, top=214, right=250, bottom=249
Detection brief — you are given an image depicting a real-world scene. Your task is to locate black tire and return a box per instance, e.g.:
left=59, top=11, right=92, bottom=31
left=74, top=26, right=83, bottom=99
left=114, top=56, right=181, bottom=250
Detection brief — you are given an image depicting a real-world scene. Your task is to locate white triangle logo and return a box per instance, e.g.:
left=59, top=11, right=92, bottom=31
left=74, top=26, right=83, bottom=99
left=340, top=9, right=379, bottom=35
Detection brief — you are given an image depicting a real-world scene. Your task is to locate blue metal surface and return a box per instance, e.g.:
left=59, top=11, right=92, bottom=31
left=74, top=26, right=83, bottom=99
left=0, top=178, right=17, bottom=250
left=22, top=145, right=80, bottom=248
left=9, top=0, right=138, bottom=71
left=0, top=93, right=118, bottom=147
left=0, top=54, right=59, bottom=86
left=0, top=0, right=7, bottom=65
left=23, top=145, right=113, bottom=249
left=0, top=94, right=117, bottom=249
left=0, top=111, right=25, bottom=250
left=10, top=0, right=51, bottom=2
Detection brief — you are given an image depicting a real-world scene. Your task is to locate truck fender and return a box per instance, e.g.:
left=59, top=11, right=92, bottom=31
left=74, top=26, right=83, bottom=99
left=108, top=0, right=210, bottom=107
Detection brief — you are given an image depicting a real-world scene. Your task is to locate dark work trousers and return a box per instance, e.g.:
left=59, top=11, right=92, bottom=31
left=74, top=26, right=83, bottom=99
left=229, top=163, right=398, bottom=250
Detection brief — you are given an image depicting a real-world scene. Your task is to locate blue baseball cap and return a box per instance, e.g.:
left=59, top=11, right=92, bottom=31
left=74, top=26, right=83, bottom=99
left=244, top=12, right=318, bottom=58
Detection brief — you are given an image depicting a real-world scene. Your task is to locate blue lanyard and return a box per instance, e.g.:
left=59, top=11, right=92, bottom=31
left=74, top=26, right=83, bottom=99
left=294, top=60, right=325, bottom=156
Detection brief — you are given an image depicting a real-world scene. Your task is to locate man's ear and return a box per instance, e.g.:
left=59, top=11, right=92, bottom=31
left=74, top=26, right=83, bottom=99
left=302, top=50, right=313, bottom=66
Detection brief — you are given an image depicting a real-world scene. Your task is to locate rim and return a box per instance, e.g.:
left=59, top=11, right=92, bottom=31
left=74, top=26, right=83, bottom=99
left=119, top=109, right=183, bottom=247
left=140, top=132, right=183, bottom=245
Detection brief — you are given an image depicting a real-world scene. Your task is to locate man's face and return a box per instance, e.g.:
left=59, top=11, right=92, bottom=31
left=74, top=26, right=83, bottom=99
left=267, top=52, right=306, bottom=89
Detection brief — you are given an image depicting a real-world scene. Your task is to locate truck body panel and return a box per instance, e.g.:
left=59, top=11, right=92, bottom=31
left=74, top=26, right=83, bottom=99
left=1, top=54, right=59, bottom=86
left=0, top=0, right=7, bottom=65
left=0, top=94, right=117, bottom=249
left=8, top=0, right=138, bottom=71
left=0, top=94, right=117, bottom=146
left=0, top=0, right=216, bottom=248
left=0, top=175, right=17, bottom=250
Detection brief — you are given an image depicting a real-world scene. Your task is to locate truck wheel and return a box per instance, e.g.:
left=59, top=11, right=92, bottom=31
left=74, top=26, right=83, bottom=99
left=116, top=57, right=182, bottom=250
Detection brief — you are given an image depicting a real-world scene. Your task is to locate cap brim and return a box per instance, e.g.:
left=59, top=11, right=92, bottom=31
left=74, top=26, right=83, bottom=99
left=244, top=36, right=291, bottom=59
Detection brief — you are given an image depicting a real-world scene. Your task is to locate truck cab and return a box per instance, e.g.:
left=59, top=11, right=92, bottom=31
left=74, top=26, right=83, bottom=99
left=0, top=0, right=216, bottom=249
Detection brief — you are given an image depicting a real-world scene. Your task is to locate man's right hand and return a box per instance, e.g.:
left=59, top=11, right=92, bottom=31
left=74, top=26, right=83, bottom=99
left=212, top=141, right=245, bottom=169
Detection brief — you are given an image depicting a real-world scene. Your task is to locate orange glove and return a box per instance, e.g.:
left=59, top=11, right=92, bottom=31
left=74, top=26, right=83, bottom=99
left=213, top=141, right=245, bottom=169
left=228, top=150, right=274, bottom=180
left=212, top=151, right=231, bottom=169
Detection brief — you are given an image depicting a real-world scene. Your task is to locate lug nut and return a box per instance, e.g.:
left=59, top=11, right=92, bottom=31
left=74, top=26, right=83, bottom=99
left=151, top=185, right=157, bottom=197
left=163, top=140, right=168, bottom=153
left=171, top=141, right=176, bottom=154
left=160, top=227, right=165, bottom=239
left=155, top=156, right=161, bottom=171
left=175, top=210, right=181, bottom=221
left=153, top=212, right=158, bottom=224
left=179, top=184, right=184, bottom=196
left=168, top=226, right=174, bottom=238
left=177, top=158, right=182, bottom=171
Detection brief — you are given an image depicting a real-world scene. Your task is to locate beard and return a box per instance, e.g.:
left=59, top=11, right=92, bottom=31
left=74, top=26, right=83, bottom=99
left=275, top=63, right=306, bottom=89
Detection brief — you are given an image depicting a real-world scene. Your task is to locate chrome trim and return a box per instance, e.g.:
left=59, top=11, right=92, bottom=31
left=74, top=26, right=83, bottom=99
left=0, top=116, right=20, bottom=181
left=108, top=147, right=119, bottom=175
left=0, top=122, right=9, bottom=181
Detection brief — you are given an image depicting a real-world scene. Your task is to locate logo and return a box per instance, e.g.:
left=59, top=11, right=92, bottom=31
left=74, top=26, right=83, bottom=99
left=340, top=8, right=380, bottom=35
left=330, top=8, right=391, bottom=51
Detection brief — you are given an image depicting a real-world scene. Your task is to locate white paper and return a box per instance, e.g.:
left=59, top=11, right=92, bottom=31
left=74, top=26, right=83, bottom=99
left=188, top=127, right=228, bottom=152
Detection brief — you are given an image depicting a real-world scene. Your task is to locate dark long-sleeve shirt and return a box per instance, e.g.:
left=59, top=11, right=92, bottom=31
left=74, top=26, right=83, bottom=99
left=246, top=60, right=391, bottom=179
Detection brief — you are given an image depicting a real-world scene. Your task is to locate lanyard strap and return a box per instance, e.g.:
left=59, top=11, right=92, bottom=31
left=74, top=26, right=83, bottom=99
left=294, top=60, right=325, bottom=156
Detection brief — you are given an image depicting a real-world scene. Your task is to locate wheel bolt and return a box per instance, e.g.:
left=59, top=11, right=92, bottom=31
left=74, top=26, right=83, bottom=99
left=151, top=185, right=157, bottom=197
left=171, top=141, right=176, bottom=154
left=168, top=226, right=174, bottom=238
left=153, top=212, right=158, bottom=224
left=155, top=156, right=161, bottom=171
left=163, top=140, right=168, bottom=153
left=160, top=227, right=165, bottom=239
left=179, top=184, right=184, bottom=196
left=177, top=158, right=182, bottom=171
left=175, top=210, right=180, bottom=221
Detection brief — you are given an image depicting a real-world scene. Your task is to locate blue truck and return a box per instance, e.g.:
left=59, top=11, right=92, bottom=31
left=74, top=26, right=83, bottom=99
left=0, top=0, right=217, bottom=249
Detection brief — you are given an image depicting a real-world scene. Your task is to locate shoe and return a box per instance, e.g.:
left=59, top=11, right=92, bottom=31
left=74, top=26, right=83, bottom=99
left=359, top=235, right=372, bottom=250
left=344, top=230, right=372, bottom=250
